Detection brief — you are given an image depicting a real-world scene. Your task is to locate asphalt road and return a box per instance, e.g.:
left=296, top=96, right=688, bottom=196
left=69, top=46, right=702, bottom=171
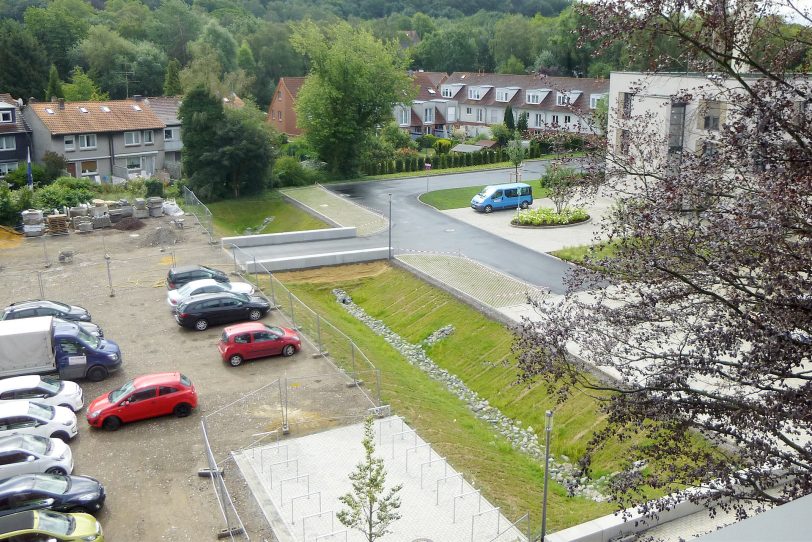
left=328, top=161, right=576, bottom=294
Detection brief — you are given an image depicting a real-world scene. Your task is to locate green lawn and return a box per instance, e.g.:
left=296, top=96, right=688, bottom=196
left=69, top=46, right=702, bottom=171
left=278, top=265, right=633, bottom=532
left=551, top=240, right=620, bottom=264
left=421, top=184, right=551, bottom=210
left=206, top=190, right=328, bottom=236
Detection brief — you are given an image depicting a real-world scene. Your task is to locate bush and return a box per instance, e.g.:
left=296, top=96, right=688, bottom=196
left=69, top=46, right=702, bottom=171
left=145, top=178, right=164, bottom=198
left=434, top=138, right=452, bottom=155
left=164, top=179, right=186, bottom=199
left=416, top=133, right=438, bottom=149
left=4, top=164, right=47, bottom=189
left=395, top=159, right=403, bottom=173
left=417, top=157, right=425, bottom=170
left=33, top=177, right=95, bottom=211
left=512, top=207, right=589, bottom=226
left=123, top=179, right=146, bottom=197
left=273, top=156, right=312, bottom=187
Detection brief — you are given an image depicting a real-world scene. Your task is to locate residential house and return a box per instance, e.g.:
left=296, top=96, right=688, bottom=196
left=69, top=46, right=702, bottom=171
left=268, top=77, right=305, bottom=136
left=144, top=96, right=182, bottom=178
left=393, top=71, right=450, bottom=138
left=24, top=98, right=166, bottom=183
left=0, top=93, right=32, bottom=179
left=439, top=72, right=609, bottom=137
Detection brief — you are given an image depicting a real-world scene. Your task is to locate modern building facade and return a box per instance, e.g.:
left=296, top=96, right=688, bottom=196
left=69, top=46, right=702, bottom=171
left=0, top=94, right=32, bottom=179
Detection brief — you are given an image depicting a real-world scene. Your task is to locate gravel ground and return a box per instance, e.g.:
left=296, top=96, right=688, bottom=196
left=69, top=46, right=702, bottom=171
left=0, top=217, right=372, bottom=541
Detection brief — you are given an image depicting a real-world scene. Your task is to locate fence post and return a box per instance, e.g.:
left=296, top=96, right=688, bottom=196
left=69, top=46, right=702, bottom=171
left=232, top=245, right=238, bottom=274
left=41, top=236, right=50, bottom=268
left=375, top=369, right=382, bottom=407
left=350, top=341, right=357, bottom=382
left=316, top=315, right=323, bottom=355
left=289, top=291, right=296, bottom=328
left=268, top=272, right=276, bottom=307
left=37, top=271, right=44, bottom=298
left=105, top=256, right=115, bottom=297
left=253, top=257, right=258, bottom=285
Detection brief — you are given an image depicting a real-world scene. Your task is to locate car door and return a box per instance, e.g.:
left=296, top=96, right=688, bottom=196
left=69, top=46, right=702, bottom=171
left=0, top=452, right=29, bottom=478
left=7, top=416, right=40, bottom=438
left=54, top=340, right=87, bottom=380
left=8, top=490, right=53, bottom=515
left=158, top=386, right=180, bottom=415
left=35, top=306, right=61, bottom=318
left=250, top=331, right=277, bottom=358
left=119, top=387, right=158, bottom=422
left=200, top=298, right=224, bottom=324
left=232, top=333, right=253, bottom=359
left=219, top=298, right=246, bottom=324
left=490, top=189, right=504, bottom=208
left=504, top=188, right=518, bottom=208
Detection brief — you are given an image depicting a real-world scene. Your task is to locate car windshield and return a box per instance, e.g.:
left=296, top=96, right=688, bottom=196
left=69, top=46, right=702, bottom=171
left=233, top=293, right=249, bottom=302
left=477, top=188, right=493, bottom=197
left=22, top=436, right=49, bottom=455
left=36, top=509, right=74, bottom=535
left=45, top=301, right=71, bottom=311
left=38, top=378, right=61, bottom=395
left=33, top=474, right=69, bottom=494
left=109, top=380, right=136, bottom=402
left=180, top=374, right=192, bottom=387
left=76, top=327, right=100, bottom=349
left=28, top=402, right=54, bottom=420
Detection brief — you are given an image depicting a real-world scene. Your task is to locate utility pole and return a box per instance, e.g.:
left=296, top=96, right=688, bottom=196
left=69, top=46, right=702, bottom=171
left=113, top=71, right=138, bottom=98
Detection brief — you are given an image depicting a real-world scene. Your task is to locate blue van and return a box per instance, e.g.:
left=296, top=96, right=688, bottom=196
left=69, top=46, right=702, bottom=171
left=470, top=183, right=533, bottom=213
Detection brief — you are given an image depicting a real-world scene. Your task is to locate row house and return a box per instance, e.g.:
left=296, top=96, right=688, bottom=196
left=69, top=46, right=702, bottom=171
left=24, top=98, right=166, bottom=182
left=439, top=72, right=609, bottom=138
left=0, top=94, right=32, bottom=179
left=143, top=96, right=183, bottom=178
left=393, top=71, right=450, bottom=138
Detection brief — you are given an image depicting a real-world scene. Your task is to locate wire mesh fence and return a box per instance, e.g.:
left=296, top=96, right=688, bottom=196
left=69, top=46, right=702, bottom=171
left=183, top=185, right=216, bottom=243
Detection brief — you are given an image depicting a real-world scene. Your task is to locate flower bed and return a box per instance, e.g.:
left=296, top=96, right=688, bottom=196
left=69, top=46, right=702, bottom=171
left=511, top=207, right=590, bottom=226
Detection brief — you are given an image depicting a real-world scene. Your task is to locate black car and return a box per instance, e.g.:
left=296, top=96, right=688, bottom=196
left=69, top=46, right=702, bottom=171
left=174, top=292, right=270, bottom=331
left=1, top=301, right=91, bottom=322
left=0, top=474, right=105, bottom=516
left=166, top=265, right=229, bottom=290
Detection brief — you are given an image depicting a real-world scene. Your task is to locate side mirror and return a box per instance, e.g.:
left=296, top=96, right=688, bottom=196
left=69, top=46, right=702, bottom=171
left=26, top=455, right=35, bottom=462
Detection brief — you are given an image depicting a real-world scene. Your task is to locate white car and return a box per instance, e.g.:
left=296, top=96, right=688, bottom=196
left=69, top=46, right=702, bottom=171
left=0, top=435, right=73, bottom=477
left=166, top=278, right=255, bottom=308
left=0, top=401, right=78, bottom=442
left=0, top=376, right=83, bottom=412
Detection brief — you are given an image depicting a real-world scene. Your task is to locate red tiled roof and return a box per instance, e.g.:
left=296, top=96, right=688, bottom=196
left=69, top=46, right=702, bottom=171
left=280, top=77, right=306, bottom=99
left=29, top=99, right=165, bottom=135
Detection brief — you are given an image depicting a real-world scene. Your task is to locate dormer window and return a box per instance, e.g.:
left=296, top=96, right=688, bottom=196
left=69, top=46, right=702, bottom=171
left=468, top=88, right=481, bottom=100
left=427, top=89, right=436, bottom=95
left=589, top=94, right=606, bottom=109
left=527, top=92, right=541, bottom=104
left=442, top=87, right=452, bottom=98
left=0, top=111, right=11, bottom=124
left=556, top=93, right=568, bottom=106
left=100, top=106, right=111, bottom=113
left=424, top=107, right=434, bottom=123
left=398, top=107, right=409, bottom=125
left=496, top=90, right=508, bottom=102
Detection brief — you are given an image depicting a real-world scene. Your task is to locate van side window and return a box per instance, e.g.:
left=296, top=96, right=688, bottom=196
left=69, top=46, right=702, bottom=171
left=505, top=188, right=518, bottom=197
left=520, top=187, right=531, bottom=196
left=59, top=340, right=82, bottom=355
left=492, top=189, right=503, bottom=198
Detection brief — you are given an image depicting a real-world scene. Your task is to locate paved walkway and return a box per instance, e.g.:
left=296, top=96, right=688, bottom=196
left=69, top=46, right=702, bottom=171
left=282, top=185, right=388, bottom=236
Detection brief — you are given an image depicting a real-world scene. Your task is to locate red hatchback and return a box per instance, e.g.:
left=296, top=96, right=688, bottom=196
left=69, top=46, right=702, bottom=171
left=86, top=372, right=198, bottom=431
left=218, top=322, right=301, bottom=367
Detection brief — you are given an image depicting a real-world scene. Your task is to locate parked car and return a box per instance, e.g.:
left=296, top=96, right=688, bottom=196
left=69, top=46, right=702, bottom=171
left=174, top=292, right=270, bottom=331
left=1, top=301, right=91, bottom=323
left=218, top=322, right=301, bottom=367
left=166, top=265, right=229, bottom=290
left=0, top=510, right=103, bottom=541
left=166, top=278, right=255, bottom=309
left=0, top=474, right=105, bottom=516
left=0, top=435, right=73, bottom=478
left=0, top=376, right=83, bottom=412
left=0, top=401, right=78, bottom=442
left=87, top=372, right=197, bottom=431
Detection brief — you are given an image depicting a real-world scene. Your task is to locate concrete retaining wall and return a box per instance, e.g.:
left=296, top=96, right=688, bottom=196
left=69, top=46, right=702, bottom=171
left=245, top=247, right=390, bottom=272
left=222, top=227, right=357, bottom=248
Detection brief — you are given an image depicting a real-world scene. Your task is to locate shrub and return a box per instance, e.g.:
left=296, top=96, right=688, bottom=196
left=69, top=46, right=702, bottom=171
left=164, top=179, right=186, bottom=199
left=417, top=157, right=425, bottom=170
left=4, top=164, right=47, bottom=189
left=416, top=133, right=438, bottom=149
left=512, top=207, right=589, bottom=226
left=395, top=159, right=403, bottom=173
left=33, top=177, right=95, bottom=210
left=145, top=178, right=164, bottom=198
left=434, top=138, right=452, bottom=155
left=273, top=156, right=312, bottom=187
left=124, top=179, right=147, bottom=197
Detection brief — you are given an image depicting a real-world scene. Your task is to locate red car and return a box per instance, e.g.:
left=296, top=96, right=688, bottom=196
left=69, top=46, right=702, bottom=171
left=86, top=372, right=198, bottom=431
left=218, top=322, right=301, bottom=367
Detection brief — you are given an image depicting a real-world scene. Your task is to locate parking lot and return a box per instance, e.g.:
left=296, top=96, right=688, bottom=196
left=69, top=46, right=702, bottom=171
left=0, top=219, right=373, bottom=540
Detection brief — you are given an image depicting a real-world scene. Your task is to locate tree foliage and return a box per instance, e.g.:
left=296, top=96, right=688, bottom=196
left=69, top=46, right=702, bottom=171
left=337, top=417, right=402, bottom=542
left=163, top=58, right=182, bottom=96
left=0, top=19, right=48, bottom=100
left=515, top=0, right=812, bottom=520
left=45, top=65, right=63, bottom=101
left=62, top=67, right=109, bottom=102
left=291, top=21, right=414, bottom=175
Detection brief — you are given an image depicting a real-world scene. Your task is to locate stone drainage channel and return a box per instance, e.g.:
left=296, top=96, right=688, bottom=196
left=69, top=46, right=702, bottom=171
left=332, top=289, right=609, bottom=502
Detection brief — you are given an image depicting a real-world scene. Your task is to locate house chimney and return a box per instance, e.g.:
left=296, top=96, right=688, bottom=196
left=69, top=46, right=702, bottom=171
left=50, top=96, right=57, bottom=102
left=29, top=97, right=36, bottom=104
left=58, top=98, right=65, bottom=110
left=132, top=95, right=143, bottom=102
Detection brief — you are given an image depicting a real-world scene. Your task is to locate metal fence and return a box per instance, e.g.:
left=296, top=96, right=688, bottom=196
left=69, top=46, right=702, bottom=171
left=201, top=418, right=249, bottom=541
left=183, top=185, right=215, bottom=243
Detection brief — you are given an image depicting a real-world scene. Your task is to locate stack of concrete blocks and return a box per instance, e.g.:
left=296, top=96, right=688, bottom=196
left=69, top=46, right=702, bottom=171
left=68, top=206, right=89, bottom=219
left=21, top=209, right=44, bottom=237
left=90, top=203, right=111, bottom=229
left=72, top=216, right=93, bottom=233
left=147, top=197, right=164, bottom=218
left=133, top=198, right=149, bottom=219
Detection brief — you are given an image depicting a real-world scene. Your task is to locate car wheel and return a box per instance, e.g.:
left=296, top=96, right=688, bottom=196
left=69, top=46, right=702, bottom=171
left=51, top=431, right=70, bottom=443
left=102, top=416, right=121, bottom=431
left=520, top=201, right=529, bottom=209
left=194, top=319, right=208, bottom=331
left=248, top=309, right=262, bottom=321
left=86, top=365, right=108, bottom=382
left=484, top=205, right=493, bottom=213
left=174, top=403, right=192, bottom=418
left=282, top=345, right=296, bottom=357
left=228, top=355, right=243, bottom=367
left=46, top=467, right=67, bottom=476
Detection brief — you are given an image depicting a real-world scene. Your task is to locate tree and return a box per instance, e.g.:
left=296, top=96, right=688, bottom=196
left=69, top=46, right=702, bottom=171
left=23, top=0, right=93, bottom=76
left=497, top=55, right=526, bottom=74
left=178, top=86, right=226, bottom=199
left=503, top=104, right=515, bottom=131
left=291, top=21, right=414, bottom=176
left=45, top=65, right=63, bottom=101
left=0, top=20, right=48, bottom=100
left=337, top=417, right=402, bottom=542
left=516, top=111, right=528, bottom=133
left=515, top=0, right=812, bottom=521
left=490, top=123, right=511, bottom=147
left=217, top=104, right=275, bottom=198
left=163, top=59, right=182, bottom=96
left=62, top=67, right=109, bottom=101
left=540, top=166, right=583, bottom=213
left=236, top=40, right=256, bottom=75
left=146, top=0, right=204, bottom=65
left=506, top=131, right=525, bottom=179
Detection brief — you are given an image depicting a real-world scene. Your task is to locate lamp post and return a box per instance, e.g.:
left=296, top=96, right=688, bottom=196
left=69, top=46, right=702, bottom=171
left=388, top=193, right=392, bottom=260
left=541, top=410, right=553, bottom=541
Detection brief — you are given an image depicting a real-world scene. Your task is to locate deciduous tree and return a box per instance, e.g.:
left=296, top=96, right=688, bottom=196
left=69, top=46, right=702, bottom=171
left=0, top=20, right=48, bottom=100
left=45, top=65, right=64, bottom=101
left=163, top=59, right=182, bottom=96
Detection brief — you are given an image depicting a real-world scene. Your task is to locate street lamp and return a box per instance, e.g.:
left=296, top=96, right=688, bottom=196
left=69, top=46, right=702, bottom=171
left=388, top=193, right=392, bottom=260
left=541, top=410, right=553, bottom=541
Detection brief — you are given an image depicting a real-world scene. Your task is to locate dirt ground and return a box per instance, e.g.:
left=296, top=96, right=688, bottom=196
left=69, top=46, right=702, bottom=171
left=0, top=217, right=374, bottom=541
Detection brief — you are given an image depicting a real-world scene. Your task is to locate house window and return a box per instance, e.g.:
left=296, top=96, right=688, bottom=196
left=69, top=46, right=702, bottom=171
left=64, top=136, right=75, bottom=152
left=143, top=130, right=153, bottom=145
left=447, top=107, right=456, bottom=123
left=476, top=109, right=484, bottom=122
left=424, top=107, right=434, bottom=123
left=468, top=88, right=481, bottom=100
left=0, top=162, right=17, bottom=177
left=590, top=95, right=604, bottom=109
left=619, top=129, right=630, bottom=155
left=124, top=131, right=141, bottom=146
left=534, top=113, right=543, bottom=128
left=79, top=134, right=96, bottom=150
left=0, top=136, right=15, bottom=151
left=80, top=160, right=97, bottom=176
left=164, top=128, right=175, bottom=141
left=490, top=109, right=499, bottom=123
left=277, top=90, right=282, bottom=101
left=442, top=87, right=452, bottom=98
left=669, top=103, right=686, bottom=154
left=564, top=115, right=571, bottom=124
left=126, top=157, right=142, bottom=171
left=466, top=107, right=472, bottom=115
left=0, top=111, right=11, bottom=123
left=551, top=114, right=559, bottom=125
left=703, top=101, right=721, bottom=131
left=526, top=93, right=540, bottom=104
left=701, top=140, right=718, bottom=159
left=496, top=90, right=508, bottom=102
left=398, top=108, right=409, bottom=125
left=556, top=93, right=568, bottom=106
left=277, top=111, right=282, bottom=120
left=621, top=93, right=633, bottom=119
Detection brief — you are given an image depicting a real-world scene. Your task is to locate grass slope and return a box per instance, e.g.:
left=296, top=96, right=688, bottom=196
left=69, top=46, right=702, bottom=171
left=207, top=191, right=328, bottom=236
left=279, top=265, right=620, bottom=532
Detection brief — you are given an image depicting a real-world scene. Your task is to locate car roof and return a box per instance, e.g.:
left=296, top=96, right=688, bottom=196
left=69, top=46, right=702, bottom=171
left=0, top=511, right=34, bottom=533
left=223, top=322, right=268, bottom=335
left=179, top=279, right=218, bottom=290
left=0, top=376, right=43, bottom=392
left=0, top=474, right=40, bottom=492
left=0, top=435, right=46, bottom=452
left=170, top=265, right=216, bottom=274
left=0, top=401, right=44, bottom=417
left=132, top=372, right=182, bottom=388
left=179, top=291, right=242, bottom=304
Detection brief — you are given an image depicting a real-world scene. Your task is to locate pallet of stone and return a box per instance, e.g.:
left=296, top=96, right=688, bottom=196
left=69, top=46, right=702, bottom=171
left=92, top=215, right=112, bottom=229
left=21, top=209, right=44, bottom=225
left=68, top=206, right=89, bottom=218
left=45, top=214, right=70, bottom=235
left=91, top=204, right=108, bottom=218
left=133, top=208, right=150, bottom=219
left=76, top=221, right=93, bottom=234
left=133, top=198, right=147, bottom=210
left=108, top=209, right=124, bottom=224
left=23, top=224, right=44, bottom=237
left=71, top=215, right=91, bottom=229
left=119, top=205, right=134, bottom=218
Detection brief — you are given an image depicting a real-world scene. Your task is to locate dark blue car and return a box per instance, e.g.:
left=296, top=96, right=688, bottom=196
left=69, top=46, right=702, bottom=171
left=0, top=474, right=105, bottom=516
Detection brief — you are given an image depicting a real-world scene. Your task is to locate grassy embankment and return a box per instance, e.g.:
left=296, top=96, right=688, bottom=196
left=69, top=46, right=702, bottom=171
left=205, top=191, right=328, bottom=236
